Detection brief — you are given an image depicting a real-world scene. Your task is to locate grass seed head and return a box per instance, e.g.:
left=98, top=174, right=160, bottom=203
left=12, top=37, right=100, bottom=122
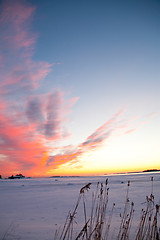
left=80, top=183, right=92, bottom=194
left=105, top=178, right=108, bottom=185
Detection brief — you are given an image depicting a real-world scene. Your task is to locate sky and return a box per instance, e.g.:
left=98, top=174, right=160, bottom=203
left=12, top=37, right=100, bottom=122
left=0, top=0, right=160, bottom=177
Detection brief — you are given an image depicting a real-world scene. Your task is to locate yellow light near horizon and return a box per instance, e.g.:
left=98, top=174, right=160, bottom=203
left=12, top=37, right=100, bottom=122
left=47, top=130, right=160, bottom=176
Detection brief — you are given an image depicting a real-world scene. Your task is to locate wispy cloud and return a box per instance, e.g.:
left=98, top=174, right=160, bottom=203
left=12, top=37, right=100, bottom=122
left=46, top=109, right=130, bottom=169
left=26, top=92, right=63, bottom=139
left=0, top=0, right=36, bottom=49
left=0, top=0, right=77, bottom=176
left=147, top=111, right=160, bottom=119
left=0, top=0, right=52, bottom=93
left=125, top=129, right=136, bottom=134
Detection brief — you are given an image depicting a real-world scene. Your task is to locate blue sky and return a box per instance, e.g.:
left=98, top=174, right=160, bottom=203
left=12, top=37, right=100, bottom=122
left=32, top=0, right=160, bottom=113
left=0, top=0, right=160, bottom=176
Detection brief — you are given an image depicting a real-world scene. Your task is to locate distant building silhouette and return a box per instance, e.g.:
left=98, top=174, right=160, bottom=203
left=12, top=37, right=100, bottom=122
left=8, top=173, right=25, bottom=179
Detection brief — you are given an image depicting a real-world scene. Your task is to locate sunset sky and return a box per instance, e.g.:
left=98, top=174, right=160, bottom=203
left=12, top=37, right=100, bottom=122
left=0, top=0, right=160, bottom=177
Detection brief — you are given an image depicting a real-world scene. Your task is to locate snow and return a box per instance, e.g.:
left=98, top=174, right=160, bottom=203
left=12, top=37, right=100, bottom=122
left=0, top=173, right=160, bottom=239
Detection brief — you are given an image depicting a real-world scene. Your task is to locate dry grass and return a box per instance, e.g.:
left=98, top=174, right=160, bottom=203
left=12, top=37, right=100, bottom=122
left=54, top=177, right=160, bottom=240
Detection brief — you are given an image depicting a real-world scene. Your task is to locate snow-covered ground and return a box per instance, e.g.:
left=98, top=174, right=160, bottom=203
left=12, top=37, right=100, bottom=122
left=0, top=172, right=160, bottom=240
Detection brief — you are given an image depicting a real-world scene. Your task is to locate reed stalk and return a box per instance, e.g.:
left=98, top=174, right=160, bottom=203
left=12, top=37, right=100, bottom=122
left=54, top=178, right=159, bottom=240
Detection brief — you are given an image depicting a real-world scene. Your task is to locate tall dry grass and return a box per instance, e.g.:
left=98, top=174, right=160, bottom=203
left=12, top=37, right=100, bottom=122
left=54, top=177, right=160, bottom=240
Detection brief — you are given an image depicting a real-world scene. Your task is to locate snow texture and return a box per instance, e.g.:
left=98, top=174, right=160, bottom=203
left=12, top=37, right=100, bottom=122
left=0, top=173, right=160, bottom=239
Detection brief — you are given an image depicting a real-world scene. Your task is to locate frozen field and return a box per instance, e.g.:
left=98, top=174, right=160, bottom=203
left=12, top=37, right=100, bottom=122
left=0, top=172, right=160, bottom=240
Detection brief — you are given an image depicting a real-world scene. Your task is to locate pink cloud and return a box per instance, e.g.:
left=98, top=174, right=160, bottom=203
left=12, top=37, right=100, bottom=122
left=25, top=91, right=67, bottom=139
left=0, top=91, right=73, bottom=176
left=0, top=0, right=52, bottom=91
left=0, top=111, right=43, bottom=175
left=0, top=0, right=78, bottom=177
left=46, top=110, right=128, bottom=169
left=125, top=129, right=136, bottom=134
left=0, top=0, right=36, bottom=49
left=147, top=111, right=160, bottom=118
left=28, top=62, right=53, bottom=88
left=47, top=108, right=155, bottom=171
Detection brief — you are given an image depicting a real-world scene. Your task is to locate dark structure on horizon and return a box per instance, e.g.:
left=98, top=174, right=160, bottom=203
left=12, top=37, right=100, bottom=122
left=8, top=174, right=25, bottom=179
